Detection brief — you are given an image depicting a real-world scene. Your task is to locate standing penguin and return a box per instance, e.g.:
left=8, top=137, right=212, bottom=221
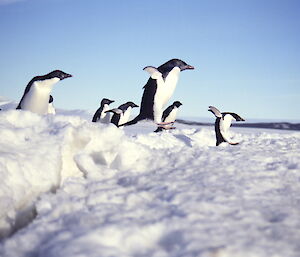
left=17, top=70, right=72, bottom=114
left=208, top=106, right=245, bottom=146
left=48, top=95, right=56, bottom=114
left=122, top=59, right=194, bottom=126
left=92, top=98, right=115, bottom=123
left=154, top=101, right=182, bottom=132
left=106, top=101, right=139, bottom=127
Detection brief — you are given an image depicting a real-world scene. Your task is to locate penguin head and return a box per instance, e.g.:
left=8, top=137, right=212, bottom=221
left=118, top=101, right=139, bottom=111
left=173, top=101, right=182, bottom=108
left=160, top=59, right=194, bottom=72
left=125, top=102, right=139, bottom=108
left=45, top=70, right=72, bottom=81
left=49, top=95, right=54, bottom=103
left=101, top=98, right=114, bottom=106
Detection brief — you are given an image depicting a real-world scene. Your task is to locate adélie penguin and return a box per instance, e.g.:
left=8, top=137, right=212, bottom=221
left=154, top=101, right=182, bottom=132
left=48, top=95, right=56, bottom=114
left=208, top=106, right=245, bottom=146
left=121, top=59, right=194, bottom=126
left=17, top=70, right=72, bottom=114
left=106, top=101, right=139, bottom=127
left=92, top=98, right=115, bottom=123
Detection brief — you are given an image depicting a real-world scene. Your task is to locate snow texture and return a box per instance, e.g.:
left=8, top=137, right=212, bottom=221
left=0, top=98, right=300, bottom=257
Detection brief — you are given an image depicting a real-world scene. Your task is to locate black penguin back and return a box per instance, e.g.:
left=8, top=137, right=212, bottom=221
left=139, top=78, right=157, bottom=120
left=161, top=105, right=174, bottom=122
left=92, top=106, right=104, bottom=122
left=215, top=118, right=226, bottom=146
left=111, top=113, right=121, bottom=127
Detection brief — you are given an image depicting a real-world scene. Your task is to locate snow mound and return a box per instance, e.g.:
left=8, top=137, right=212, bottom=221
left=0, top=109, right=300, bottom=257
left=0, top=110, right=127, bottom=237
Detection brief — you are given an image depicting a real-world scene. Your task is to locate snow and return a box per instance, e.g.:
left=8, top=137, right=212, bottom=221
left=0, top=98, right=300, bottom=257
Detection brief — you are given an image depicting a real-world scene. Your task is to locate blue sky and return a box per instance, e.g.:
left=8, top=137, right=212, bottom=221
left=0, top=0, right=299, bottom=120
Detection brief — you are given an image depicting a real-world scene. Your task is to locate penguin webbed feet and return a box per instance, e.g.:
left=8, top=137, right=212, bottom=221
left=156, top=121, right=175, bottom=126
left=154, top=126, right=176, bottom=133
left=154, top=121, right=176, bottom=132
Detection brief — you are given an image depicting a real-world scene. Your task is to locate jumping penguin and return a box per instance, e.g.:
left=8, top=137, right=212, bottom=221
left=106, top=101, right=139, bottom=127
left=48, top=95, right=56, bottom=114
left=122, top=59, right=194, bottom=127
left=208, top=106, right=245, bottom=146
left=154, top=101, right=182, bottom=132
left=16, top=70, right=72, bottom=114
left=92, top=98, right=115, bottom=123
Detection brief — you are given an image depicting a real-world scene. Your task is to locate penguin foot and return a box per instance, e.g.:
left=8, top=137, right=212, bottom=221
left=156, top=121, right=174, bottom=127
left=154, top=126, right=176, bottom=133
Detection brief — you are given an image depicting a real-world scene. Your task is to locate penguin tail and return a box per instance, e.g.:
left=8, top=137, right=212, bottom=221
left=16, top=102, right=22, bottom=110
left=154, top=127, right=164, bottom=133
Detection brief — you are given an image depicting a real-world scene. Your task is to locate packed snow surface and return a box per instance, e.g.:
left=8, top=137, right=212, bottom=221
left=0, top=104, right=300, bottom=257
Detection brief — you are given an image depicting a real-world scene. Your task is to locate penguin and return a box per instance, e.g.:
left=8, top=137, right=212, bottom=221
left=121, top=59, right=194, bottom=126
left=208, top=106, right=245, bottom=146
left=16, top=70, right=72, bottom=114
left=92, top=98, right=115, bottom=123
left=154, top=101, right=182, bottom=132
left=106, top=101, right=139, bottom=127
left=48, top=95, right=56, bottom=114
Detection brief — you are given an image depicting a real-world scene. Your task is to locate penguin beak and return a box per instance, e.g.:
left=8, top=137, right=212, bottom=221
left=185, top=65, right=194, bottom=70
left=181, top=64, right=194, bottom=71
left=61, top=73, right=72, bottom=80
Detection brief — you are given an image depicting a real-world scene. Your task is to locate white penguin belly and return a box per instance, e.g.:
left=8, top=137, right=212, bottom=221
left=222, top=115, right=234, bottom=132
left=220, top=115, right=234, bottom=142
left=119, top=107, right=132, bottom=125
left=164, top=108, right=178, bottom=123
left=48, top=103, right=56, bottom=114
left=100, top=104, right=111, bottom=124
left=21, top=78, right=58, bottom=115
left=153, top=67, right=180, bottom=123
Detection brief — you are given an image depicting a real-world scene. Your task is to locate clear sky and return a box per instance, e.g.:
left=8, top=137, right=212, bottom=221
left=0, top=0, right=299, bottom=120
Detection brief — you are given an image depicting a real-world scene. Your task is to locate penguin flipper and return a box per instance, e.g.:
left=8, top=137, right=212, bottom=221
left=208, top=106, right=222, bottom=118
left=105, top=108, right=123, bottom=115
left=143, top=66, right=162, bottom=80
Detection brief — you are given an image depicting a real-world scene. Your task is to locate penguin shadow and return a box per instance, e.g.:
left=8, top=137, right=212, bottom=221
left=173, top=134, right=193, bottom=147
left=158, top=230, right=185, bottom=252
